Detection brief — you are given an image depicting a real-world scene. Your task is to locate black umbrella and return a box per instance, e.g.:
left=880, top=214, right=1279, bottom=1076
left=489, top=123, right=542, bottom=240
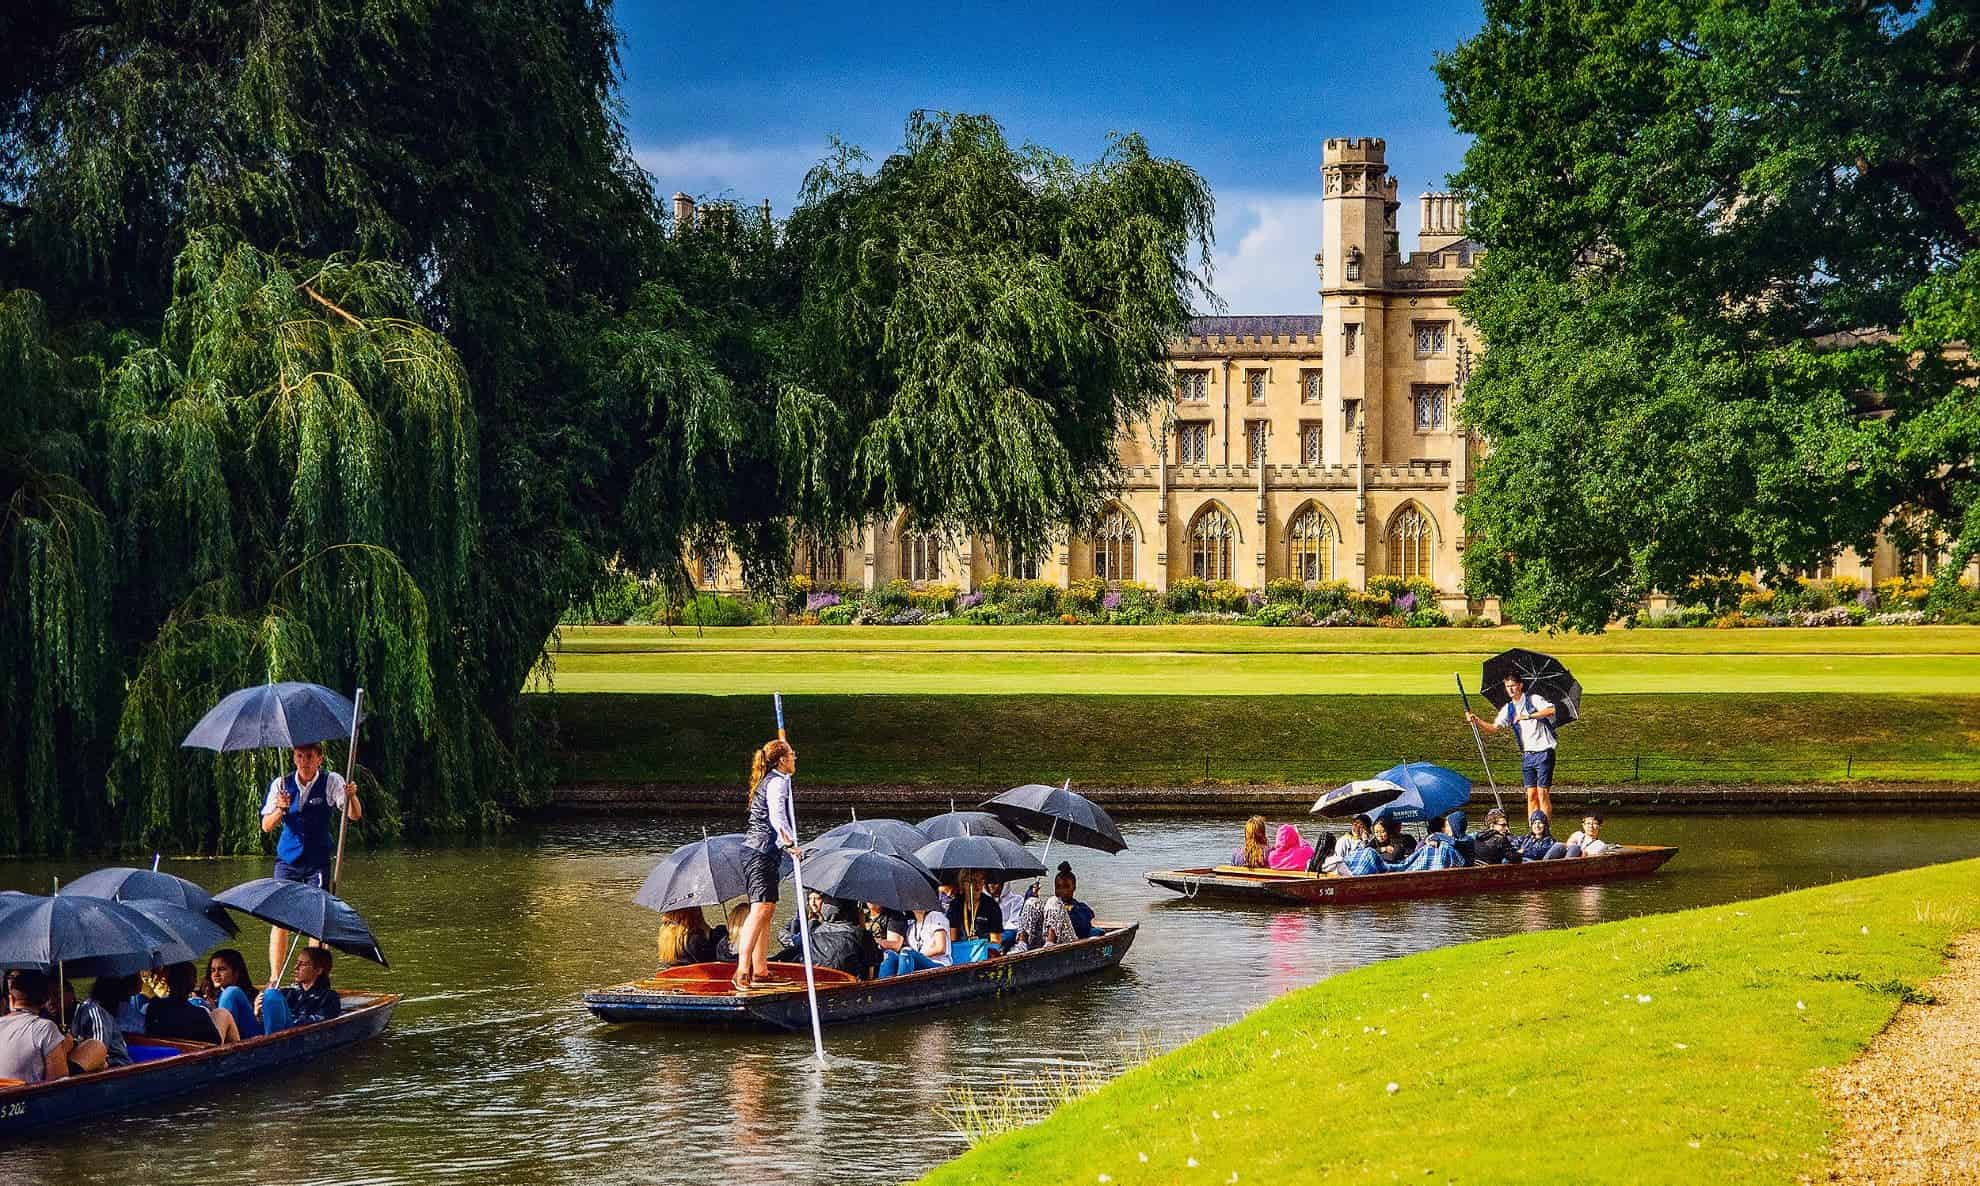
left=981, top=783, right=1127, bottom=855
left=802, top=818, right=931, bottom=860
left=0, top=894, right=186, bottom=977
left=799, top=847, right=940, bottom=914
left=1480, top=648, right=1583, bottom=726
left=181, top=681, right=359, bottom=751
left=917, top=810, right=1029, bottom=844
left=633, top=834, right=791, bottom=913
left=214, top=878, right=388, bottom=967
left=913, top=835, right=1046, bottom=879
left=62, top=866, right=238, bottom=935
left=110, top=898, right=235, bottom=956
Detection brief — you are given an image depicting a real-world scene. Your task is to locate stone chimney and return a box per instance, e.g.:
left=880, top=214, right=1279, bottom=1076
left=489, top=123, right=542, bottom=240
left=671, top=192, right=695, bottom=234
left=1419, top=193, right=1467, bottom=237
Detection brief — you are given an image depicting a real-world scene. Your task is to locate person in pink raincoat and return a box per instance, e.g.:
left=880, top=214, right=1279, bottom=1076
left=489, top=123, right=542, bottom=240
left=1266, top=823, right=1315, bottom=870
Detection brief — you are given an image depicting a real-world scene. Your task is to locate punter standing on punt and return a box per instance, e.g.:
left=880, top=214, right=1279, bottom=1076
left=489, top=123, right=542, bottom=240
left=1466, top=672, right=1559, bottom=819
left=260, top=741, right=362, bottom=979
left=733, top=739, right=798, bottom=992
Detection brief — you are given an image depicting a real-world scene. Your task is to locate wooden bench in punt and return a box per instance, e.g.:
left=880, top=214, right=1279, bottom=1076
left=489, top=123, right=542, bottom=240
left=1144, top=845, right=1679, bottom=905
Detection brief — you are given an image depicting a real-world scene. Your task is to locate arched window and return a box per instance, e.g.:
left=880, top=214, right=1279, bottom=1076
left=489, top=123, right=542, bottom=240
left=1289, top=506, right=1336, bottom=583
left=698, top=544, right=725, bottom=587
left=1094, top=506, right=1136, bottom=583
left=1000, top=540, right=1040, bottom=581
left=798, top=540, right=845, bottom=584
left=1188, top=506, right=1237, bottom=582
left=1385, top=504, right=1436, bottom=582
left=899, top=530, right=942, bottom=584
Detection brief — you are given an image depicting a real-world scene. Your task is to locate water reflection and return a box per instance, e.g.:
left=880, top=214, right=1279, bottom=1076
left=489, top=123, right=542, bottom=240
left=0, top=812, right=1975, bottom=1185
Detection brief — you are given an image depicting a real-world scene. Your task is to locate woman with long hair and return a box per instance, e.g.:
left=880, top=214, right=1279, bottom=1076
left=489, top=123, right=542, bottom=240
left=200, top=948, right=260, bottom=1040
left=656, top=908, right=716, bottom=968
left=732, top=738, right=798, bottom=991
left=1236, top=815, right=1270, bottom=867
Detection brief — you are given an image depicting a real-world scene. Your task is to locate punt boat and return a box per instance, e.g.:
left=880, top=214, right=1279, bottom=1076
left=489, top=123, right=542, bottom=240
left=0, top=992, right=399, bottom=1139
left=1145, top=845, right=1678, bottom=905
left=584, top=923, right=1137, bottom=1030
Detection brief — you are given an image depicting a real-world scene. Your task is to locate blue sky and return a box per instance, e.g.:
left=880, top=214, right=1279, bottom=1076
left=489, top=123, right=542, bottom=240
left=614, top=2, right=1484, bottom=314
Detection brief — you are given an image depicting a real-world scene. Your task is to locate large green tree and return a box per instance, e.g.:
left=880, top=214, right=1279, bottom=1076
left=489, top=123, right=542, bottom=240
left=0, top=3, right=1211, bottom=852
left=1440, top=0, right=1980, bottom=630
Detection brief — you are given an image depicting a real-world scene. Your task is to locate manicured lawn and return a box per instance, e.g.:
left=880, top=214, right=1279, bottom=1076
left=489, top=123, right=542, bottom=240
left=917, top=857, right=1980, bottom=1186
left=539, top=693, right=1980, bottom=787
left=543, top=625, right=1980, bottom=695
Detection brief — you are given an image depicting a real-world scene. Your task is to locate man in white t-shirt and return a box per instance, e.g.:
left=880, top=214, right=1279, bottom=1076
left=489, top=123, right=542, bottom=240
left=1466, top=672, right=1559, bottom=819
left=1567, top=814, right=1613, bottom=857
left=0, top=970, right=75, bottom=1084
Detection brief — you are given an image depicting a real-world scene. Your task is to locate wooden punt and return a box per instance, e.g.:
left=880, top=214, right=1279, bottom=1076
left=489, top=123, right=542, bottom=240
left=583, top=923, right=1138, bottom=1030
left=0, top=992, right=399, bottom=1140
left=1145, top=845, right=1679, bottom=905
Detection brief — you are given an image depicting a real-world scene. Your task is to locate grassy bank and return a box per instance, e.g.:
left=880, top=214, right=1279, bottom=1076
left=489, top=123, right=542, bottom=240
left=542, top=624, right=1980, bottom=695
left=539, top=693, right=1980, bottom=787
left=919, top=857, right=1980, bottom=1185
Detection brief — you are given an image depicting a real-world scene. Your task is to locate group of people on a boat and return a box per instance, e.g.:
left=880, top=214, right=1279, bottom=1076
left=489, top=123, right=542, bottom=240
left=0, top=947, right=342, bottom=1087
left=1233, top=809, right=1614, bottom=877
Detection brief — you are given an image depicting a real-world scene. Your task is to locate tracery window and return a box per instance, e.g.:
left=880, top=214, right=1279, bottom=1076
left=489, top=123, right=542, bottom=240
left=1412, top=385, right=1448, bottom=432
left=1300, top=369, right=1323, bottom=403
left=1290, top=507, right=1336, bottom=582
left=1414, top=321, right=1449, bottom=356
left=1177, top=422, right=1210, bottom=465
left=1246, top=370, right=1268, bottom=404
left=1245, top=420, right=1268, bottom=467
left=1094, top=506, right=1136, bottom=583
left=1188, top=507, right=1237, bottom=582
left=899, top=531, right=942, bottom=584
left=1300, top=422, right=1323, bottom=466
left=1177, top=371, right=1209, bottom=402
left=1386, top=505, right=1436, bottom=582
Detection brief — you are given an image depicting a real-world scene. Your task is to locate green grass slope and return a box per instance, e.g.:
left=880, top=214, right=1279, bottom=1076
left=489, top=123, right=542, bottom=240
left=920, top=858, right=1980, bottom=1186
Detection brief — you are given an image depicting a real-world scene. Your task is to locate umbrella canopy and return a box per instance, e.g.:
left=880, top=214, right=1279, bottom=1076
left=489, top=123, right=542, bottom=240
left=916, top=810, right=1029, bottom=844
left=181, top=681, right=359, bottom=752
left=802, top=818, right=931, bottom=860
left=913, top=835, right=1047, bottom=879
left=799, top=847, right=940, bottom=914
left=981, top=783, right=1127, bottom=854
left=1311, top=778, right=1408, bottom=818
left=61, top=866, right=238, bottom=935
left=108, top=898, right=235, bottom=956
left=1480, top=649, right=1582, bottom=726
left=1366, top=762, right=1472, bottom=824
left=633, top=834, right=791, bottom=913
left=0, top=894, right=187, bottom=976
left=213, top=878, right=388, bottom=967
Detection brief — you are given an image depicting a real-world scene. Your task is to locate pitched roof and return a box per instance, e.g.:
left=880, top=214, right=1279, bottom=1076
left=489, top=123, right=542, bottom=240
left=1185, top=314, right=1324, bottom=338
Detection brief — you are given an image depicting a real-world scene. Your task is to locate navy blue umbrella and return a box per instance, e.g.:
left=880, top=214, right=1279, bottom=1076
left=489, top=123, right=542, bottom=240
left=633, top=834, right=791, bottom=913
left=109, top=898, right=234, bottom=957
left=802, top=818, right=931, bottom=861
left=62, top=866, right=238, bottom=935
left=917, top=810, right=1029, bottom=844
left=1365, top=762, right=1472, bottom=825
left=181, top=681, right=359, bottom=752
left=982, top=783, right=1126, bottom=854
left=913, top=835, right=1046, bottom=878
left=214, top=878, right=387, bottom=967
left=800, top=847, right=940, bottom=914
left=0, top=894, right=187, bottom=976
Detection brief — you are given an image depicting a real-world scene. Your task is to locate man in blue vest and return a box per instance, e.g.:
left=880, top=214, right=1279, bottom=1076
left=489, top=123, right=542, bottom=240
left=1466, top=672, right=1559, bottom=820
left=259, top=741, right=362, bottom=979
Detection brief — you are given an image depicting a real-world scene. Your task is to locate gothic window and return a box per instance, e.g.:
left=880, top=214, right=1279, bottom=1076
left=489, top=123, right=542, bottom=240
left=899, top=531, right=942, bottom=584
left=1412, top=385, right=1448, bottom=432
left=1001, top=540, right=1040, bottom=581
left=798, top=541, right=846, bottom=584
left=1300, top=369, right=1323, bottom=404
left=1245, top=370, right=1268, bottom=404
left=1345, top=247, right=1363, bottom=282
left=1245, top=420, right=1268, bottom=467
left=1386, top=505, right=1436, bottom=582
left=1344, top=324, right=1360, bottom=356
left=1343, top=398, right=1362, bottom=435
left=1177, top=371, right=1209, bottom=402
left=1188, top=506, right=1237, bottom=582
left=1177, top=422, right=1210, bottom=465
left=1414, top=321, right=1449, bottom=356
left=698, top=544, right=724, bottom=587
left=1300, top=422, right=1323, bottom=466
left=1290, top=506, right=1336, bottom=583
left=1094, top=506, right=1136, bottom=583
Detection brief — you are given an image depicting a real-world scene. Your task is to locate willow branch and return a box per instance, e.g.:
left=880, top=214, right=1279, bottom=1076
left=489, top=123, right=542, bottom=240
left=301, top=284, right=365, bottom=328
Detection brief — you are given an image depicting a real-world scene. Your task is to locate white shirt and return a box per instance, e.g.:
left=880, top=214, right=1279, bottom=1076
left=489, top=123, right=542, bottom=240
left=1495, top=694, right=1558, bottom=752
left=261, top=769, right=349, bottom=816
left=910, top=910, right=953, bottom=967
left=996, top=889, right=1025, bottom=926
left=1568, top=831, right=1612, bottom=856
left=0, top=1010, right=65, bottom=1083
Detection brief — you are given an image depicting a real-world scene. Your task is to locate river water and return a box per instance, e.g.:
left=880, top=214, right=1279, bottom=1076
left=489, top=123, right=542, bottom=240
left=3, top=812, right=1978, bottom=1185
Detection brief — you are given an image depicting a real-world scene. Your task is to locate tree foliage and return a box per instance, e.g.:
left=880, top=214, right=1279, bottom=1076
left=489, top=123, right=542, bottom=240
left=1440, top=0, right=1980, bottom=630
left=0, top=5, right=1211, bottom=852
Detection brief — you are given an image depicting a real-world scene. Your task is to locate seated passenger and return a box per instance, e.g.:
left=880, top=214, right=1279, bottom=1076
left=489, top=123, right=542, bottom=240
left=1324, top=815, right=1374, bottom=874
left=656, top=908, right=718, bottom=969
left=201, top=948, right=262, bottom=1040
left=1266, top=824, right=1315, bottom=871
left=1566, top=814, right=1612, bottom=857
left=987, top=878, right=1025, bottom=948
left=1394, top=815, right=1467, bottom=872
left=71, top=975, right=133, bottom=1069
left=1304, top=831, right=1337, bottom=874
left=774, top=891, right=825, bottom=960
left=713, top=902, right=749, bottom=963
left=1050, top=863, right=1095, bottom=940
left=806, top=898, right=883, bottom=978
left=1512, top=810, right=1570, bottom=861
left=878, top=905, right=953, bottom=977
left=1234, top=815, right=1271, bottom=867
left=1446, top=811, right=1476, bottom=865
left=956, top=871, right=1005, bottom=950
left=264, top=947, right=341, bottom=1028
left=1370, top=818, right=1416, bottom=864
left=865, top=901, right=911, bottom=955
left=0, top=970, right=77, bottom=1083
left=142, top=962, right=221, bottom=1043
left=1471, top=807, right=1522, bottom=865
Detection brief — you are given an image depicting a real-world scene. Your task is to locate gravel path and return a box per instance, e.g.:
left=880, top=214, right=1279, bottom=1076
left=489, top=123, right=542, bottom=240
left=1823, top=931, right=1980, bottom=1184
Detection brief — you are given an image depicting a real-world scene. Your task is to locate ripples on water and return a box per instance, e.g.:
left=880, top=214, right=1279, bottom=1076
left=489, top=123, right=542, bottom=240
left=3, top=812, right=1978, bottom=1185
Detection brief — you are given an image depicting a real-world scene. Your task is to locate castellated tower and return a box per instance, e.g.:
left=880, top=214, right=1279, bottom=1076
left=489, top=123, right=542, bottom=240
left=1320, top=137, right=1395, bottom=293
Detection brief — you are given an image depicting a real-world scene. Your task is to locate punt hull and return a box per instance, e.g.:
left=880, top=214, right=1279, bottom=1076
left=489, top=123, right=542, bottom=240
left=584, top=924, right=1138, bottom=1030
left=1145, top=845, right=1678, bottom=905
left=0, top=993, right=399, bottom=1140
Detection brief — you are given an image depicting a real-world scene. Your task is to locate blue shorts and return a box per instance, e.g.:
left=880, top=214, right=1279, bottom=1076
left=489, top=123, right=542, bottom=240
left=1520, top=749, right=1556, bottom=788
left=272, top=860, right=327, bottom=889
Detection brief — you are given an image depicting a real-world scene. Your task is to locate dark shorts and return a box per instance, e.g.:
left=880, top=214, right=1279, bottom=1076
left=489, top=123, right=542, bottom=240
left=273, top=860, right=328, bottom=889
left=1520, top=749, right=1557, bottom=789
left=744, top=846, right=781, bottom=905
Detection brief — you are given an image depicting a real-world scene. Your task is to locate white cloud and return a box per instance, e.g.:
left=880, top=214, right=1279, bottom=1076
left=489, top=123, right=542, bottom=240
left=1204, top=192, right=1324, bottom=315
left=633, top=140, right=825, bottom=209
